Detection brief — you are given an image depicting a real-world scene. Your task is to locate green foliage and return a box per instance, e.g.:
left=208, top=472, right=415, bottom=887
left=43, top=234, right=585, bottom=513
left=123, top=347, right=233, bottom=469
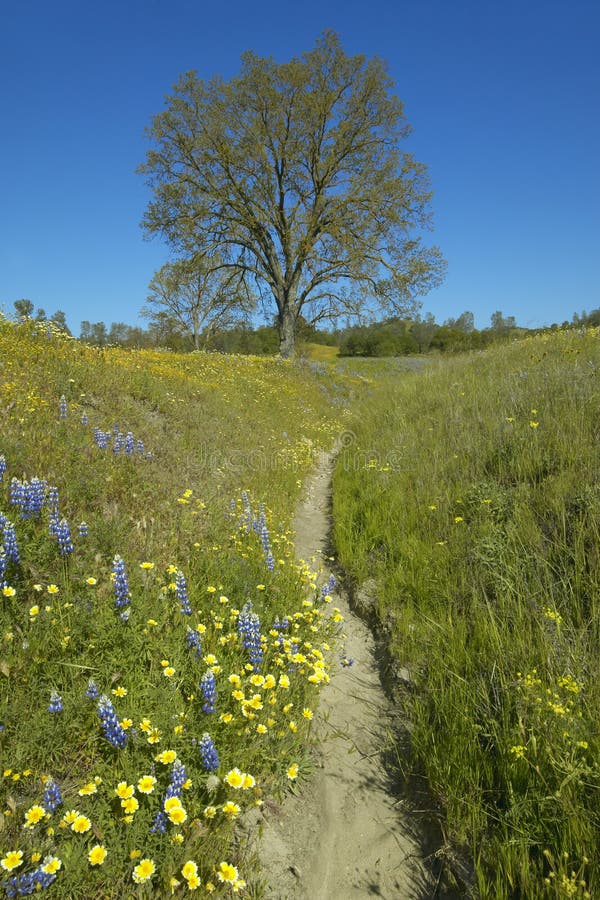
left=333, top=329, right=600, bottom=897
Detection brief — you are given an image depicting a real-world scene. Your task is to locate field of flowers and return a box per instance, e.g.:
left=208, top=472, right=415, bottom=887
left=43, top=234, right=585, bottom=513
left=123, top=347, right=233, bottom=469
left=0, top=318, right=348, bottom=898
left=333, top=328, right=600, bottom=897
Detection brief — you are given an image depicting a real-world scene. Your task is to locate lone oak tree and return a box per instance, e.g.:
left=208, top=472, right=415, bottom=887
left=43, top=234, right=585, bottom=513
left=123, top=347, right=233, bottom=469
left=139, top=32, right=445, bottom=358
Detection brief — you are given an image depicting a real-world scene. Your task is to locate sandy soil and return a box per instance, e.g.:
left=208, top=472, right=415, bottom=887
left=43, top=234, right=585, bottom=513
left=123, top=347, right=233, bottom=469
left=253, top=450, right=438, bottom=899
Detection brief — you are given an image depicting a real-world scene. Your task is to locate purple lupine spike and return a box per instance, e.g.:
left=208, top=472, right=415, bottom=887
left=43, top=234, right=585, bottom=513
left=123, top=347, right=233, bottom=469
left=176, top=570, right=192, bottom=615
left=186, top=626, right=202, bottom=659
left=97, top=694, right=128, bottom=748
left=55, top=519, right=74, bottom=557
left=48, top=691, right=63, bottom=713
left=0, top=518, right=19, bottom=565
left=238, top=601, right=263, bottom=669
left=112, top=555, right=131, bottom=608
left=200, top=670, right=217, bottom=714
left=85, top=679, right=100, bottom=700
left=42, top=778, right=63, bottom=812
left=197, top=733, right=219, bottom=772
left=164, top=760, right=187, bottom=800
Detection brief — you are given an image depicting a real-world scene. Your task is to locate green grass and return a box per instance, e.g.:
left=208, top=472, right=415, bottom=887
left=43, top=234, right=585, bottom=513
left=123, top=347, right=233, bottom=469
left=333, top=329, right=600, bottom=898
left=0, top=318, right=347, bottom=897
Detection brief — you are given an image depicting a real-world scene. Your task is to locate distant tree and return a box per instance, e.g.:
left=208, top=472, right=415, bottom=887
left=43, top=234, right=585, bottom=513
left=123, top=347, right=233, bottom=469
left=35, top=308, right=47, bottom=321
left=50, top=310, right=71, bottom=334
left=139, top=32, right=445, bottom=358
left=108, top=322, right=132, bottom=345
left=145, top=310, right=191, bottom=351
left=14, top=299, right=34, bottom=319
left=123, top=326, right=149, bottom=348
left=411, top=312, right=437, bottom=353
left=573, top=308, right=600, bottom=328
left=143, top=257, right=253, bottom=350
left=490, top=310, right=517, bottom=332
left=445, top=310, right=475, bottom=333
left=83, top=321, right=109, bottom=346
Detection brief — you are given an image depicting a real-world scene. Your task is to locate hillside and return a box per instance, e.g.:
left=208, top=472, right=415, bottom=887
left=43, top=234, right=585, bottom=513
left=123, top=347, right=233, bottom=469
left=0, top=319, right=348, bottom=897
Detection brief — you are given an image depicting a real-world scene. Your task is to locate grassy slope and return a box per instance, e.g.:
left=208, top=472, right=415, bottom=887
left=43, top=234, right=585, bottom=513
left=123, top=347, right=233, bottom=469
left=0, top=320, right=348, bottom=898
left=333, top=330, right=600, bottom=898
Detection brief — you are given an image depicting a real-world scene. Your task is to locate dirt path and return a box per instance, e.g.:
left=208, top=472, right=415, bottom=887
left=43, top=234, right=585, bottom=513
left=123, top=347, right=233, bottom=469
left=254, top=450, right=436, bottom=899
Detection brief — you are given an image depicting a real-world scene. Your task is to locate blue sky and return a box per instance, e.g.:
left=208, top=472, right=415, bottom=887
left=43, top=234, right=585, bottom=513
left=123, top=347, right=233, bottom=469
left=1, top=0, right=598, bottom=335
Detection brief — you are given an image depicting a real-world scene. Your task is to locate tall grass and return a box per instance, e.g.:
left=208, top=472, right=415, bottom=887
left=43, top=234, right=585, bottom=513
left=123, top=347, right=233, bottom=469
left=333, top=329, right=600, bottom=898
left=0, top=318, right=346, bottom=897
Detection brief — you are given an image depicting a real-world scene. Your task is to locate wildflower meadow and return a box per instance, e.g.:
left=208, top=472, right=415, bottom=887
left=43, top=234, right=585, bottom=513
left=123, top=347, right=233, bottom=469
left=3, top=314, right=599, bottom=898
left=0, top=318, right=346, bottom=897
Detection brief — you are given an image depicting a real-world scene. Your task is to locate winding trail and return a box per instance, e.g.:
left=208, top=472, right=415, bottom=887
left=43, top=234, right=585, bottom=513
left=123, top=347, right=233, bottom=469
left=255, top=450, right=436, bottom=899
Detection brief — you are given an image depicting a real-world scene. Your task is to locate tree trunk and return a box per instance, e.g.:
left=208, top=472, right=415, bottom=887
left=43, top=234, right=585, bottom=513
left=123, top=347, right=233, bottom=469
left=277, top=303, right=297, bottom=359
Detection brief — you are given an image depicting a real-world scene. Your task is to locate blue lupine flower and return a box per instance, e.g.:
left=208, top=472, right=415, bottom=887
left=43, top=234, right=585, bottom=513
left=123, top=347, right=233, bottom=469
left=93, top=427, right=110, bottom=449
left=8, top=478, right=24, bottom=509
left=42, top=778, right=63, bottom=812
left=46, top=486, right=59, bottom=518
left=48, top=691, right=63, bottom=713
left=55, top=519, right=74, bottom=557
left=238, top=601, right=264, bottom=669
left=47, top=510, right=60, bottom=539
left=2, top=863, right=58, bottom=897
left=125, top=432, right=135, bottom=455
left=0, top=517, right=19, bottom=565
left=81, top=412, right=88, bottom=426
left=59, top=395, right=67, bottom=419
left=136, top=439, right=145, bottom=455
left=238, top=496, right=275, bottom=569
left=85, top=679, right=100, bottom=700
left=150, top=810, right=167, bottom=834
left=112, top=555, right=131, bottom=608
left=240, top=491, right=252, bottom=529
left=197, top=732, right=219, bottom=772
left=97, top=694, right=128, bottom=748
left=113, top=432, right=125, bottom=454
left=200, top=671, right=217, bottom=714
left=185, top=626, right=202, bottom=658
left=9, top=477, right=49, bottom=520
left=78, top=521, right=88, bottom=537
left=30, top=479, right=48, bottom=517
left=320, top=574, right=337, bottom=599
left=0, top=550, right=6, bottom=583
left=0, top=455, right=6, bottom=480
left=164, top=760, right=187, bottom=800
left=259, top=519, right=275, bottom=571
left=176, top=570, right=192, bottom=615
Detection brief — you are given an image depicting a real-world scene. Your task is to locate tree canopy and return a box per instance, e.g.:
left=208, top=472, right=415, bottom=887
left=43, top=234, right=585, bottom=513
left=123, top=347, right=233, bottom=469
left=139, top=32, right=446, bottom=357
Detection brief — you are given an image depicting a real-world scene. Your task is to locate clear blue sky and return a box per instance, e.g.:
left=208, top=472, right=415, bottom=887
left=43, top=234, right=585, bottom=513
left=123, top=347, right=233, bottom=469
left=1, top=0, right=598, bottom=335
